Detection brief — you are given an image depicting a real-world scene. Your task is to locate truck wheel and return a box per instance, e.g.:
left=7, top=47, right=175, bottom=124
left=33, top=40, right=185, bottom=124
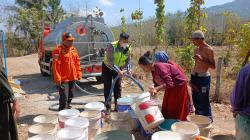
left=40, top=68, right=49, bottom=77
left=96, top=76, right=103, bottom=83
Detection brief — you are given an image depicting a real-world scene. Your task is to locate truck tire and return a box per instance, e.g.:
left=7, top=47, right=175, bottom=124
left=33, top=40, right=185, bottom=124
left=96, top=76, right=103, bottom=83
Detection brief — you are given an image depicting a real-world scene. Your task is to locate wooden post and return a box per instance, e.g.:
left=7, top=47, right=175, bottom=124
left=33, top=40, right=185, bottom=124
left=215, top=57, right=223, bottom=103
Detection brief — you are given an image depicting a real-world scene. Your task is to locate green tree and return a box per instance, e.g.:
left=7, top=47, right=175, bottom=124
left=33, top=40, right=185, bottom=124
left=176, top=45, right=195, bottom=72
left=8, top=0, right=65, bottom=53
left=185, top=0, right=206, bottom=38
left=222, top=11, right=241, bottom=46
left=154, top=0, right=166, bottom=52
left=166, top=11, right=185, bottom=46
left=120, top=8, right=127, bottom=33
left=238, top=22, right=250, bottom=67
left=46, top=0, right=65, bottom=25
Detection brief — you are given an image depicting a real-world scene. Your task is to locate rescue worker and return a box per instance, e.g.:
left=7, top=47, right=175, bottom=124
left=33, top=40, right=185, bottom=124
left=103, top=33, right=131, bottom=114
left=52, top=32, right=82, bottom=111
left=0, top=65, right=20, bottom=140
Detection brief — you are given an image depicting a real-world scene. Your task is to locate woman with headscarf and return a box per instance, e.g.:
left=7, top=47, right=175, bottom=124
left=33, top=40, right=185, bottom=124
left=138, top=55, right=190, bottom=120
left=154, top=51, right=195, bottom=113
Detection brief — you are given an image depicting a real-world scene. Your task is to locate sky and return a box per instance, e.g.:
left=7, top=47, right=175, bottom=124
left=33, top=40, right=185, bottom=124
left=60, top=0, right=234, bottom=26
left=0, top=0, right=234, bottom=30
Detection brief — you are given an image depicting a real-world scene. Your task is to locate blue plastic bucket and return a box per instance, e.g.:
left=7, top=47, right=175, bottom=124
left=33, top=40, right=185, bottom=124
left=117, top=97, right=132, bottom=112
left=139, top=122, right=158, bottom=138
left=158, top=119, right=179, bottom=131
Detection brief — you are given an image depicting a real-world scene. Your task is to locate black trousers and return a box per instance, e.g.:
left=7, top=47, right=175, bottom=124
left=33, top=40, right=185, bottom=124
left=0, top=100, right=18, bottom=140
left=102, top=63, right=122, bottom=109
left=58, top=81, right=76, bottom=111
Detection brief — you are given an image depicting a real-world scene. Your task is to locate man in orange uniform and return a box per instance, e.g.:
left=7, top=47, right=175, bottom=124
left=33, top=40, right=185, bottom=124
left=52, top=32, right=82, bottom=111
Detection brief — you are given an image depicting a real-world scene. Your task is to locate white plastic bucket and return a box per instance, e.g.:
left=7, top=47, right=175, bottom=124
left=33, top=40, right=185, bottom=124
left=58, top=109, right=80, bottom=128
left=152, top=131, right=182, bottom=140
left=110, top=112, right=132, bottom=131
left=171, top=122, right=200, bottom=140
left=57, top=127, right=86, bottom=140
left=28, top=123, right=57, bottom=137
left=84, top=102, right=104, bottom=112
left=33, top=114, right=58, bottom=124
left=65, top=117, right=89, bottom=140
left=27, top=134, right=55, bottom=140
left=134, top=100, right=164, bottom=130
left=117, top=97, right=133, bottom=112
left=134, top=92, right=151, bottom=103
left=186, top=115, right=212, bottom=137
left=92, top=130, right=135, bottom=140
left=80, top=111, right=102, bottom=139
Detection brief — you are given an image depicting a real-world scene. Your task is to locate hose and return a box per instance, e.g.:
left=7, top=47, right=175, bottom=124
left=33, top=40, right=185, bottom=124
left=106, top=73, right=144, bottom=105
left=49, top=74, right=144, bottom=111
left=75, top=82, right=103, bottom=96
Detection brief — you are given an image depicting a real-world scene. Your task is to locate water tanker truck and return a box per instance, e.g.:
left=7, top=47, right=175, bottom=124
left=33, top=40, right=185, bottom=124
left=38, top=15, right=115, bottom=82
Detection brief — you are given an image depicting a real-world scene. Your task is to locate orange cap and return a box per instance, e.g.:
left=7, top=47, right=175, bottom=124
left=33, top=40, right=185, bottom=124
left=62, top=32, right=75, bottom=41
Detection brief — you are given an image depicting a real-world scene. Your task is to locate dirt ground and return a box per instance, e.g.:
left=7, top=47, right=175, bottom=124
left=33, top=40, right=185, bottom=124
left=6, top=52, right=236, bottom=140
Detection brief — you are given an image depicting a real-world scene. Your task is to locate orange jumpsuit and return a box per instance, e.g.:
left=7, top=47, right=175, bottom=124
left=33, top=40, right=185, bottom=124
left=52, top=45, right=82, bottom=83
left=52, top=45, right=82, bottom=110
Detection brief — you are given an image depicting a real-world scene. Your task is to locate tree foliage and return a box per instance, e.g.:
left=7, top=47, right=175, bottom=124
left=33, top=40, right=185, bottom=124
left=176, top=45, right=195, bottom=72
left=154, top=0, right=165, bottom=47
left=222, top=11, right=241, bottom=46
left=166, top=11, right=185, bottom=46
left=185, top=0, right=206, bottom=38
left=6, top=0, right=65, bottom=53
left=238, top=22, right=250, bottom=66
left=120, top=8, right=127, bottom=33
left=131, top=10, right=143, bottom=20
left=46, top=0, right=65, bottom=25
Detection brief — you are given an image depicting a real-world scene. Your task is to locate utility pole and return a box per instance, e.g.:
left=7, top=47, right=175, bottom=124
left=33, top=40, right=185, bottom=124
left=139, top=0, right=142, bottom=56
left=85, top=0, right=88, bottom=16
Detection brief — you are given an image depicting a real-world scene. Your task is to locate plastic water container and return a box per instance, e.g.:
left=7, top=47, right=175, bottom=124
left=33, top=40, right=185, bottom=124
left=33, top=114, right=58, bottom=124
left=158, top=119, right=179, bottom=131
left=110, top=112, right=132, bottom=131
left=58, top=109, right=80, bottom=128
left=152, top=131, right=182, bottom=140
left=27, top=134, right=55, bottom=140
left=139, top=122, right=158, bottom=138
left=28, top=123, right=57, bottom=137
left=134, top=92, right=151, bottom=103
left=92, top=130, right=135, bottom=140
left=84, top=102, right=104, bottom=112
left=186, top=115, right=212, bottom=137
left=80, top=111, right=102, bottom=139
left=57, top=127, right=86, bottom=140
left=171, top=122, right=200, bottom=140
left=128, top=110, right=140, bottom=131
left=117, top=97, right=133, bottom=112
left=65, top=117, right=89, bottom=140
left=134, top=99, right=164, bottom=130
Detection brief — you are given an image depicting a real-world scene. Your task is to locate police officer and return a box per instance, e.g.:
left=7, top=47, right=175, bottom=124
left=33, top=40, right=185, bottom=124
left=102, top=33, right=131, bottom=114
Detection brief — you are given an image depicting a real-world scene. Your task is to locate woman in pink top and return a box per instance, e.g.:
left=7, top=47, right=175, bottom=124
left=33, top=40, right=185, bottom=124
left=138, top=55, right=189, bottom=121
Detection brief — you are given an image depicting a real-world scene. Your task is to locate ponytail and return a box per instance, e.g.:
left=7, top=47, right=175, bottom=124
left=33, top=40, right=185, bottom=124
left=138, top=55, right=153, bottom=66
